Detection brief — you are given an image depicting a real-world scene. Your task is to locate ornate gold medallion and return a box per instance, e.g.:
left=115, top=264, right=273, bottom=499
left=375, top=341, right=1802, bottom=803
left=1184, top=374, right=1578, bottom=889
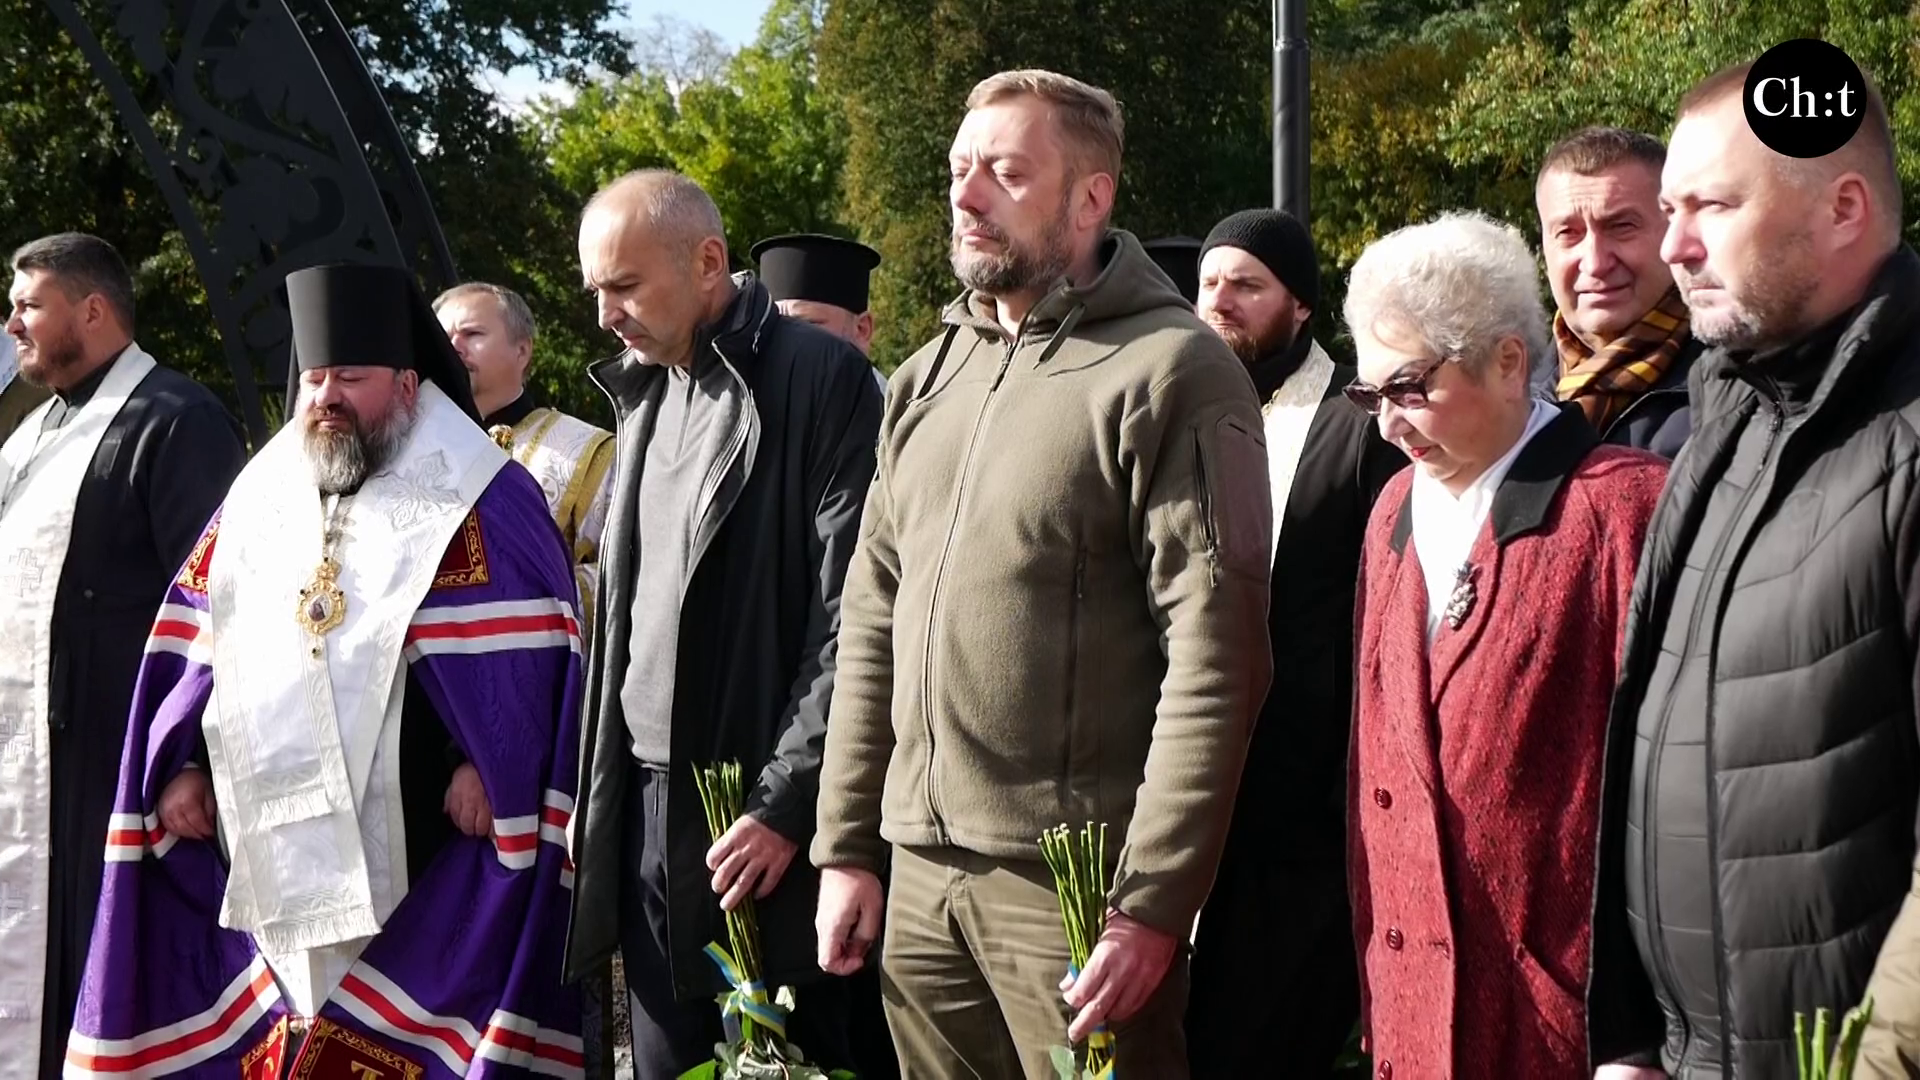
left=299, top=492, right=353, bottom=641
left=296, top=558, right=347, bottom=636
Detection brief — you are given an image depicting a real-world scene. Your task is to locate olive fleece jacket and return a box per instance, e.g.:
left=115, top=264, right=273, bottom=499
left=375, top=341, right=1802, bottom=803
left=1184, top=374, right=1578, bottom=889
left=812, top=230, right=1275, bottom=935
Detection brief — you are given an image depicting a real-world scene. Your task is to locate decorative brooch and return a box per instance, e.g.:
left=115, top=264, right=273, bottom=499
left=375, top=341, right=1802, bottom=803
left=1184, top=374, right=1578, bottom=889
left=1444, top=562, right=1478, bottom=630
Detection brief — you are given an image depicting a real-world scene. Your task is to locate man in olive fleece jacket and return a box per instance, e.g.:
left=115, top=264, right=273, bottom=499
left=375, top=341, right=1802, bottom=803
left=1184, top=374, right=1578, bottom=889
left=812, top=69, right=1274, bottom=1080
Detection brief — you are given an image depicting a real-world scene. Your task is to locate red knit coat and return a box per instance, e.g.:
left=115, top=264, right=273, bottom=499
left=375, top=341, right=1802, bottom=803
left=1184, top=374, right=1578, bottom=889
left=1350, top=421, right=1667, bottom=1080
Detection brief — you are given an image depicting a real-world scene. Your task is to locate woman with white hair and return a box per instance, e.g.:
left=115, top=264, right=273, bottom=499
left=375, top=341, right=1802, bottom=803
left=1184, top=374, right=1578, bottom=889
left=1342, top=212, right=1667, bottom=1079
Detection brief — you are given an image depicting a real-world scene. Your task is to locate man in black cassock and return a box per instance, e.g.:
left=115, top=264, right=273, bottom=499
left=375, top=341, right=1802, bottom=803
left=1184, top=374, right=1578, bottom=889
left=751, top=233, right=881, bottom=355
left=751, top=234, right=889, bottom=391
left=0, top=232, right=245, bottom=1079
left=749, top=231, right=899, bottom=1080
left=1185, top=210, right=1406, bottom=1077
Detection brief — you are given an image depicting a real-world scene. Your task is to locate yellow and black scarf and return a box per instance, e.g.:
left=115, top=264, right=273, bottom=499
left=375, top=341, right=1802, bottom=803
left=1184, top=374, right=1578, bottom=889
left=1554, top=288, right=1691, bottom=433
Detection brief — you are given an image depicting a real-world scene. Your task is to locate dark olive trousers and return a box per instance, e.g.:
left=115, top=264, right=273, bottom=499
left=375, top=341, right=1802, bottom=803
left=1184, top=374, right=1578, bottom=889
left=880, top=845, right=1190, bottom=1079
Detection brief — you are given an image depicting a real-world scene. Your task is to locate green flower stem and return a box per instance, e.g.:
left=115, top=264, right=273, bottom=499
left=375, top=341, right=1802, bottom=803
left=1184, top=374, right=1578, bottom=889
left=1040, top=822, right=1113, bottom=1075
left=1795, top=996, right=1875, bottom=1080
left=694, top=761, right=773, bottom=1059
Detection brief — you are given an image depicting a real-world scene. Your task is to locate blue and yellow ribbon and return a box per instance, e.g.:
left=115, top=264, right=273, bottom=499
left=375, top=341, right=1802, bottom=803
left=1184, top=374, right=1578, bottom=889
left=1087, top=1030, right=1115, bottom=1078
left=1066, top=964, right=1115, bottom=1079
left=703, top=941, right=788, bottom=1040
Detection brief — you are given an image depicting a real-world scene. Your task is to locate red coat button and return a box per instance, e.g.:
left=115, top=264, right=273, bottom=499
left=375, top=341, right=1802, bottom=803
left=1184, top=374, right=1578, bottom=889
left=1386, top=927, right=1404, bottom=950
left=1378, top=1060, right=1392, bottom=1080
left=1374, top=787, right=1392, bottom=809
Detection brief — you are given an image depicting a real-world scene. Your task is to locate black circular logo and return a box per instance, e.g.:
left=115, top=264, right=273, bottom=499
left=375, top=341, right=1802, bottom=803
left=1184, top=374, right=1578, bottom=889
left=1743, top=39, right=1867, bottom=158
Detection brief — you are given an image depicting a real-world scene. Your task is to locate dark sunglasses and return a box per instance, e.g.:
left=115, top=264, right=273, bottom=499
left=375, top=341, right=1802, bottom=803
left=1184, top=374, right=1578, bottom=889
left=1342, top=355, right=1449, bottom=415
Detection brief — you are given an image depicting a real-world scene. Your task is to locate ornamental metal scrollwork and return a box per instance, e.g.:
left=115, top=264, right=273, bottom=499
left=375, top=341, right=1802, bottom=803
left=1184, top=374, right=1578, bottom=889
left=40, top=0, right=458, bottom=446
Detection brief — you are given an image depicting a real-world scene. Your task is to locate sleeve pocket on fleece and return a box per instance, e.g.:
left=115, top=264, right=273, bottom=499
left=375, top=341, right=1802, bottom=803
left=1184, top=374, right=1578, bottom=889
left=1195, top=413, right=1272, bottom=582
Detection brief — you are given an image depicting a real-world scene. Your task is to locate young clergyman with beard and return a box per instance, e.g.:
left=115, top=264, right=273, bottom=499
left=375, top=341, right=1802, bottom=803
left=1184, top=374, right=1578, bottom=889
left=0, top=232, right=243, bottom=1080
left=812, top=69, right=1274, bottom=1079
left=1186, top=209, right=1405, bottom=1077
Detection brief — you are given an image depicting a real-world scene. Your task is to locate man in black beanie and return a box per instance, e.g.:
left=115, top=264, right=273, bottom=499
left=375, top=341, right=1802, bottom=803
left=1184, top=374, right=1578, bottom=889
left=1187, top=209, right=1406, bottom=1077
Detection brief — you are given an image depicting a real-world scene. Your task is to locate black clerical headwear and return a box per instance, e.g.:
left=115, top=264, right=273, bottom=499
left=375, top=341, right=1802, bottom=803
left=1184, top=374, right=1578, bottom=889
left=1142, top=235, right=1204, bottom=306
left=283, top=263, right=481, bottom=424
left=750, top=233, right=882, bottom=315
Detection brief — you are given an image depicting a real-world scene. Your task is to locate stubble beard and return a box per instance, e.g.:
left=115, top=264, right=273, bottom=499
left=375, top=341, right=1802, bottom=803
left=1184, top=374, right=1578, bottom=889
left=1682, top=227, right=1820, bottom=352
left=14, top=324, right=86, bottom=389
left=951, top=195, right=1075, bottom=297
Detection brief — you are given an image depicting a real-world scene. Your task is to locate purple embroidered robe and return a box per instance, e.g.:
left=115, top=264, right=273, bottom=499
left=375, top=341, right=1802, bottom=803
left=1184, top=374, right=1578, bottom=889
left=66, top=464, right=585, bottom=1078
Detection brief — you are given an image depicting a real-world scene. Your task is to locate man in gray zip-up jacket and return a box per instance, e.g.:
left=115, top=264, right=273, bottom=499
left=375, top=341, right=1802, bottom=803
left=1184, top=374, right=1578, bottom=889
left=812, top=70, right=1274, bottom=1080
left=566, top=170, right=886, bottom=1079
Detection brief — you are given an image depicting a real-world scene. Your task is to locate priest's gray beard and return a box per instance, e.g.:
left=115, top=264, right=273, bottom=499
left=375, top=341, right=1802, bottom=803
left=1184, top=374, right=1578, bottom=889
left=301, top=393, right=420, bottom=495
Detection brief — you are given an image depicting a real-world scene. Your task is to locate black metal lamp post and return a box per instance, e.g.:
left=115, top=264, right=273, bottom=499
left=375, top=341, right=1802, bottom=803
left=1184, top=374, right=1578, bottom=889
left=1273, top=0, right=1310, bottom=226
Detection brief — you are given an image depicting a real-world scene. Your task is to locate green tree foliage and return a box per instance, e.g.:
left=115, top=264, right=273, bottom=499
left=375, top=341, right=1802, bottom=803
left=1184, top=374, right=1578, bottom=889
left=820, top=0, right=1277, bottom=364
left=539, top=0, right=847, bottom=262
left=0, top=0, right=229, bottom=402
left=1441, top=0, right=1920, bottom=238
left=529, top=0, right=848, bottom=414
left=0, top=0, right=623, bottom=427
left=1309, top=5, right=1519, bottom=352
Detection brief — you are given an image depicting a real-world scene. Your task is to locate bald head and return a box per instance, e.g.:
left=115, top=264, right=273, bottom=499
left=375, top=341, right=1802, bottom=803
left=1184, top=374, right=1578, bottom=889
left=585, top=169, right=729, bottom=255
left=1677, top=61, right=1902, bottom=246
left=579, top=169, right=734, bottom=367
left=1661, top=64, right=1901, bottom=351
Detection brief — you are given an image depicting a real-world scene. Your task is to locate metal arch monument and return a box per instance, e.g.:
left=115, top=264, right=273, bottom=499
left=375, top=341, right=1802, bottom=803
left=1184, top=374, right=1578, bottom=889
left=39, top=0, right=459, bottom=447
left=37, top=6, right=624, bottom=1069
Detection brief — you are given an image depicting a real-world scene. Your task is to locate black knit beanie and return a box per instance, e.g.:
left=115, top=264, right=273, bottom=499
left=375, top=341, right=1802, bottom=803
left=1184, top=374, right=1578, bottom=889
left=1200, top=209, right=1321, bottom=313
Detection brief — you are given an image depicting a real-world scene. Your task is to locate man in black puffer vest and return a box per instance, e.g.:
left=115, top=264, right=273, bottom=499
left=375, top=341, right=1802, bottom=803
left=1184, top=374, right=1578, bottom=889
left=1588, top=61, right=1920, bottom=1079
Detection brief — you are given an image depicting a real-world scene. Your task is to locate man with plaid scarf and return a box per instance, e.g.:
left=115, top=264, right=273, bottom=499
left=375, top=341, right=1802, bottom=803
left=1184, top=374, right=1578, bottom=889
left=1537, top=126, right=1704, bottom=459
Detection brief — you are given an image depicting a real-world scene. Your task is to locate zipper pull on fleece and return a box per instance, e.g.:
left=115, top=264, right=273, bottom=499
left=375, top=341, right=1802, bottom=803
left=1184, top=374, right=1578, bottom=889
left=991, top=343, right=1015, bottom=391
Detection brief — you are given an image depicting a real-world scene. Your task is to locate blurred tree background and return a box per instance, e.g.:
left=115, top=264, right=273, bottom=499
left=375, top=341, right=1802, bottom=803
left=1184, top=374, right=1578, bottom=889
left=3, top=0, right=1916, bottom=424
left=0, top=0, right=626, bottom=425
